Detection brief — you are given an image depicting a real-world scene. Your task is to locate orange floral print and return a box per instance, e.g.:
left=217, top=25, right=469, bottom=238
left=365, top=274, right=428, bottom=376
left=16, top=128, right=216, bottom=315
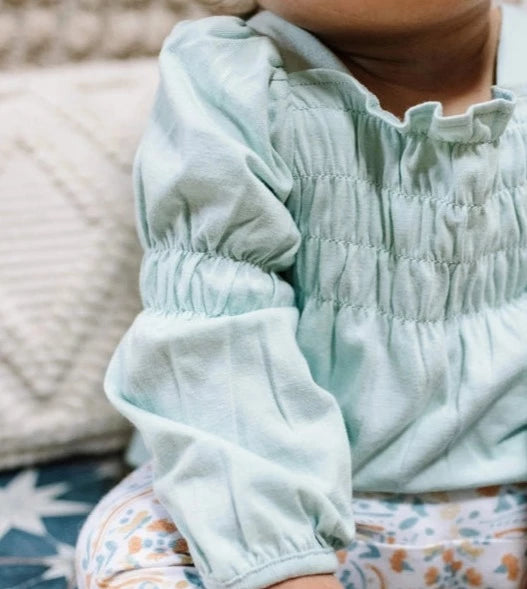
left=172, top=537, right=189, bottom=553
left=390, top=549, right=407, bottom=572
left=476, top=485, right=500, bottom=497
left=336, top=549, right=347, bottom=564
left=425, top=566, right=439, bottom=585
left=441, top=549, right=462, bottom=572
left=146, top=518, right=178, bottom=533
left=440, top=504, right=460, bottom=519
left=146, top=551, right=169, bottom=561
left=128, top=535, right=142, bottom=554
left=117, top=510, right=150, bottom=534
left=423, top=491, right=450, bottom=502
left=423, top=546, right=443, bottom=559
left=466, top=567, right=483, bottom=586
left=502, top=553, right=520, bottom=581
left=459, top=541, right=484, bottom=558
left=78, top=461, right=527, bottom=589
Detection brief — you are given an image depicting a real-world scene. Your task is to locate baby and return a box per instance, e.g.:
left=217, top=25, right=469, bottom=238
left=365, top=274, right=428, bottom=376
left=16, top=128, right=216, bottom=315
left=76, top=1, right=527, bottom=588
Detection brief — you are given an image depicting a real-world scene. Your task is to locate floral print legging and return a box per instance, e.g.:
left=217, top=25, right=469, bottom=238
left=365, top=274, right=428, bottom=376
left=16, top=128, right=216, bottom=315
left=75, top=461, right=527, bottom=589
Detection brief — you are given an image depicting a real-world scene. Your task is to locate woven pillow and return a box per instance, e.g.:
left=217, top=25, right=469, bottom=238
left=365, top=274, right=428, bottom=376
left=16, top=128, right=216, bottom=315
left=0, top=58, right=159, bottom=469
left=0, top=0, right=207, bottom=70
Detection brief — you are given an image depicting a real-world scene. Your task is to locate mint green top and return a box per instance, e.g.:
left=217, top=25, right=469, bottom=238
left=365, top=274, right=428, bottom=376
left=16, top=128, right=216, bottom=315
left=104, top=5, right=527, bottom=589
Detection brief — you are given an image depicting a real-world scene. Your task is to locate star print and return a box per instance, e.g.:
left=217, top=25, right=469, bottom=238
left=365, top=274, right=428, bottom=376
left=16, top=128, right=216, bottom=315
left=0, top=469, right=92, bottom=541
left=95, top=458, right=126, bottom=480
left=41, top=542, right=76, bottom=581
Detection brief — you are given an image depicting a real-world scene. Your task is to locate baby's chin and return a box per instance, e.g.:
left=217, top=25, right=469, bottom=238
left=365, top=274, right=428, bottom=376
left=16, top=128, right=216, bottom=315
left=257, top=0, right=492, bottom=42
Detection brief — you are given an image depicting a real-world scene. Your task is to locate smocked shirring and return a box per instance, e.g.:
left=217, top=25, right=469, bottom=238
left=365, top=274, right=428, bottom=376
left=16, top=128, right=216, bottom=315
left=279, top=72, right=527, bottom=322
left=140, top=248, right=296, bottom=316
left=286, top=69, right=517, bottom=143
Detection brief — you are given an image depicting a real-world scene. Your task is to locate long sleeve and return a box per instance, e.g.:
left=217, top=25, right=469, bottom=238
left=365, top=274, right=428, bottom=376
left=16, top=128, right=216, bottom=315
left=104, top=15, right=355, bottom=589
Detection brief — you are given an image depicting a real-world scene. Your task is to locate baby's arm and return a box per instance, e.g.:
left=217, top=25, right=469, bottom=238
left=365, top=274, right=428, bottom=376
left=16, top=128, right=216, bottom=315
left=104, top=17, right=354, bottom=589
left=269, top=575, right=344, bottom=589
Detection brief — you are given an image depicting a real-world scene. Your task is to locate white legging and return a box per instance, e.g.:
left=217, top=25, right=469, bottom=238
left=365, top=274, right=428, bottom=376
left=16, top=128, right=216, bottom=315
left=75, top=461, right=527, bottom=589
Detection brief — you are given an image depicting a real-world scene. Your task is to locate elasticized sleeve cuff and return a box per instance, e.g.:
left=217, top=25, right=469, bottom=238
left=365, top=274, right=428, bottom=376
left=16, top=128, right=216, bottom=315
left=200, top=547, right=339, bottom=589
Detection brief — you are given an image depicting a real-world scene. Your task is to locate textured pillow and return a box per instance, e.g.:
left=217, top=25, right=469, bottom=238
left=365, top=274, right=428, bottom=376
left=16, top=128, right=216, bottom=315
left=0, top=58, right=159, bottom=469
left=0, top=0, right=207, bottom=70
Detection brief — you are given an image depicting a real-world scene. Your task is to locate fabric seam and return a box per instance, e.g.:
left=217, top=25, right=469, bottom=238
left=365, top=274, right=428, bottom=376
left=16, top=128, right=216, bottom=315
left=301, top=233, right=527, bottom=267
left=292, top=172, right=527, bottom=212
left=304, top=290, right=527, bottom=324
left=291, top=105, right=512, bottom=144
left=143, top=246, right=276, bottom=274
left=203, top=547, right=335, bottom=588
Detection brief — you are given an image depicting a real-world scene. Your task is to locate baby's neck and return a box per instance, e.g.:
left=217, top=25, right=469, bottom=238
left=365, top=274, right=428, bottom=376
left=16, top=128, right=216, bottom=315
left=322, top=3, right=502, bottom=119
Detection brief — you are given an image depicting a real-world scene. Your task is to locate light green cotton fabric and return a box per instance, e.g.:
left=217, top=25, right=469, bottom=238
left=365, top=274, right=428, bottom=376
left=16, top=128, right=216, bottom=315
left=104, top=5, right=527, bottom=589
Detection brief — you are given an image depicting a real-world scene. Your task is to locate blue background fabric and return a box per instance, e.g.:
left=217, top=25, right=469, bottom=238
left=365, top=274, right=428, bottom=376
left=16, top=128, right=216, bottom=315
left=0, top=453, right=128, bottom=589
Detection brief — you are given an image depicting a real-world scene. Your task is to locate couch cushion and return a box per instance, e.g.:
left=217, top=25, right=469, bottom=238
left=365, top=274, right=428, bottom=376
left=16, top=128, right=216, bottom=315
left=0, top=0, right=207, bottom=69
left=0, top=58, right=159, bottom=469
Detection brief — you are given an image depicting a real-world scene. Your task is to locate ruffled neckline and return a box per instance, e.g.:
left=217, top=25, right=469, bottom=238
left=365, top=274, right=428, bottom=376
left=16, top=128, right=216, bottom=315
left=246, top=4, right=527, bottom=144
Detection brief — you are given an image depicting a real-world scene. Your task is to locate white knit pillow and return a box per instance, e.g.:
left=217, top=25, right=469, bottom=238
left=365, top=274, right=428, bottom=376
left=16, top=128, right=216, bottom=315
left=0, top=0, right=207, bottom=70
left=0, top=58, right=159, bottom=469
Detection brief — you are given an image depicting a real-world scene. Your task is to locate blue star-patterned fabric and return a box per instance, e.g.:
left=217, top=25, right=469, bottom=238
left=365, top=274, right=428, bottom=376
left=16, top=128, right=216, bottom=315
left=0, top=452, right=128, bottom=589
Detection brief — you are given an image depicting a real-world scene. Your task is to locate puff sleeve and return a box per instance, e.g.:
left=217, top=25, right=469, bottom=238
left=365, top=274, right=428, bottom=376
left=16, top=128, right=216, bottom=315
left=104, top=16, right=355, bottom=589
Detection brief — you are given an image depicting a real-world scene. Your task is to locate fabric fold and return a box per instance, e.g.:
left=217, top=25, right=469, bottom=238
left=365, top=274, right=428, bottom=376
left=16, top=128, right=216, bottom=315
left=104, top=15, right=355, bottom=589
